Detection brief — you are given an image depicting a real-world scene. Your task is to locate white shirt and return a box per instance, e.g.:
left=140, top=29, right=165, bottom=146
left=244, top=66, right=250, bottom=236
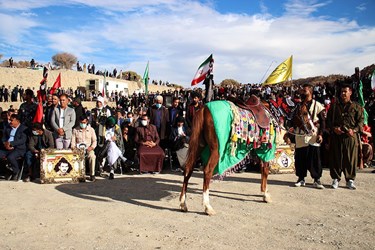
left=8, top=126, right=19, bottom=142
left=59, top=108, right=65, bottom=128
left=295, top=100, right=325, bottom=148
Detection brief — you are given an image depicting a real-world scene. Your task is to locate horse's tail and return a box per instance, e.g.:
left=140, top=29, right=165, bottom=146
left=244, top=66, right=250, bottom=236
left=185, top=106, right=205, bottom=170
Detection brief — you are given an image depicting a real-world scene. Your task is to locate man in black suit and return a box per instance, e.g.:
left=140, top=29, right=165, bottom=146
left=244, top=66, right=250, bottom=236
left=0, top=114, right=28, bottom=180
left=168, top=97, right=184, bottom=129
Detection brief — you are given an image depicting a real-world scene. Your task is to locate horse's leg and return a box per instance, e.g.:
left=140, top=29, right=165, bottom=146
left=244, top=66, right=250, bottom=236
left=260, top=160, right=272, bottom=203
left=179, top=161, right=194, bottom=212
left=203, top=150, right=219, bottom=215
left=202, top=110, right=219, bottom=215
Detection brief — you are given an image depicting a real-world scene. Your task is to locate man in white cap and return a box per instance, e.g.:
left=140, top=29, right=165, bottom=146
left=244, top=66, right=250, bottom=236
left=91, top=96, right=111, bottom=129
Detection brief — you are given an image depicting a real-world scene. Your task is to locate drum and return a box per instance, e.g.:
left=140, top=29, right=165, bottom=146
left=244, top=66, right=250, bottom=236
left=269, top=145, right=295, bottom=174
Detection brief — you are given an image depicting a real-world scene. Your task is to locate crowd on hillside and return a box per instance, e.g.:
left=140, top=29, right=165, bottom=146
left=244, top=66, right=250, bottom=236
left=0, top=79, right=374, bottom=189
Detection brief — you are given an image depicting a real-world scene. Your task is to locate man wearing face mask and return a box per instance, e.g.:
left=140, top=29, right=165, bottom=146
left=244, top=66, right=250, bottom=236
left=149, top=95, right=169, bottom=149
left=290, top=83, right=326, bottom=189
left=125, top=111, right=136, bottom=127
left=71, top=116, right=97, bottom=181
left=24, top=122, right=54, bottom=181
left=135, top=114, right=165, bottom=174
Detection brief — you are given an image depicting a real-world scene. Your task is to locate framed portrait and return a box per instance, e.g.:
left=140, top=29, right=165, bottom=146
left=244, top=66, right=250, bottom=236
left=164, top=95, right=173, bottom=108
left=40, top=149, right=86, bottom=184
left=269, top=145, right=295, bottom=174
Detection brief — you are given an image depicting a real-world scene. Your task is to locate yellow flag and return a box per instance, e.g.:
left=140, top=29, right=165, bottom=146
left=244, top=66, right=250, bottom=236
left=263, top=55, right=293, bottom=85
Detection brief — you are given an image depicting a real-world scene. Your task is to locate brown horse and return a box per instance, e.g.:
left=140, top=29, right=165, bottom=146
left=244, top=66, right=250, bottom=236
left=179, top=102, right=273, bottom=215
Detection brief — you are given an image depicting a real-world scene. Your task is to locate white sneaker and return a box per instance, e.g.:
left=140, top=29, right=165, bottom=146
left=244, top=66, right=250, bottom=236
left=313, top=180, right=325, bottom=189
left=346, top=180, right=356, bottom=190
left=294, top=179, right=305, bottom=187
left=331, top=179, right=339, bottom=189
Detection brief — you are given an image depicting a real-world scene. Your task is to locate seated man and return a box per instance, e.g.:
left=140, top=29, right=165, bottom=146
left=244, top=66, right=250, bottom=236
left=96, top=116, right=126, bottom=180
left=25, top=122, right=54, bottom=181
left=71, top=116, right=97, bottom=181
left=135, top=114, right=165, bottom=174
left=0, top=114, right=28, bottom=180
left=169, top=116, right=190, bottom=171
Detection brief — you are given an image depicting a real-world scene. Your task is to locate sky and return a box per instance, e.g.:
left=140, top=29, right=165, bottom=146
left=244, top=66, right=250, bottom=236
left=0, top=0, right=374, bottom=88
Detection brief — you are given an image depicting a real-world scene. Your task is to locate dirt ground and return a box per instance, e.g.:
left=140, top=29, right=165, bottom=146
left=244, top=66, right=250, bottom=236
left=0, top=168, right=374, bottom=250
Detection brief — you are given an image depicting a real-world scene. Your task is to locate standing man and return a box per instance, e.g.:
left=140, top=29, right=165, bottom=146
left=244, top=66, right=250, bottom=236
left=18, top=89, right=37, bottom=130
left=72, top=97, right=85, bottom=129
left=168, top=97, right=184, bottom=128
left=327, top=84, right=364, bottom=190
left=291, top=83, right=326, bottom=189
left=51, top=94, right=76, bottom=149
left=149, top=95, right=169, bottom=149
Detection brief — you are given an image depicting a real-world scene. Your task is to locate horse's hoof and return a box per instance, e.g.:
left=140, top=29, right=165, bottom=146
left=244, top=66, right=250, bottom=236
left=180, top=204, right=188, bottom=212
left=205, top=207, right=216, bottom=216
left=263, top=194, right=272, bottom=203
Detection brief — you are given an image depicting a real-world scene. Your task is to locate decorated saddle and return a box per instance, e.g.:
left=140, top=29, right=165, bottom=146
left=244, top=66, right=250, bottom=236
left=201, top=100, right=277, bottom=179
left=227, top=95, right=270, bottom=128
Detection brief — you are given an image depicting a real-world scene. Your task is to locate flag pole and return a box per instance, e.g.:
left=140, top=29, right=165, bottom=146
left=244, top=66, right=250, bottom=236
left=259, top=61, right=276, bottom=84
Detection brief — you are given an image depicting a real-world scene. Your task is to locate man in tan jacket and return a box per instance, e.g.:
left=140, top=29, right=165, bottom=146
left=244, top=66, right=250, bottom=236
left=71, top=115, right=97, bottom=181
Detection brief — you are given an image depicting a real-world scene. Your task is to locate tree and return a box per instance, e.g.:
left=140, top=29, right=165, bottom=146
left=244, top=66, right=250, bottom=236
left=52, top=52, right=77, bottom=69
left=219, top=79, right=241, bottom=88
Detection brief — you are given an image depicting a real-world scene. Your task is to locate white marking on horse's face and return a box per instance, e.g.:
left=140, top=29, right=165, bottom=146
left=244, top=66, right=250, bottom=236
left=203, top=190, right=210, bottom=206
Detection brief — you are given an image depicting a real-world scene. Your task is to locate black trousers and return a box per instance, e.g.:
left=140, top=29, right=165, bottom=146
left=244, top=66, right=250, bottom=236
left=295, top=145, right=322, bottom=180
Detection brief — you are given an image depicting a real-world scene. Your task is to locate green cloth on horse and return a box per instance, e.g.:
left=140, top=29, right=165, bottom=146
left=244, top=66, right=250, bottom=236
left=201, top=100, right=276, bottom=177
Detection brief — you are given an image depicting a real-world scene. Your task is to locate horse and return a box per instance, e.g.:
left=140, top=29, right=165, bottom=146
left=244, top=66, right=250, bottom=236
left=179, top=97, right=278, bottom=215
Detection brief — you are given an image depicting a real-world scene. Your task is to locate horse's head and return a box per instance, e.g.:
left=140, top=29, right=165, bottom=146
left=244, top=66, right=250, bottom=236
left=293, top=102, right=313, bottom=134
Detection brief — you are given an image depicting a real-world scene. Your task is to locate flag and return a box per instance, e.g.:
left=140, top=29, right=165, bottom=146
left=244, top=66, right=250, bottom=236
left=263, top=55, right=293, bottom=85
left=358, top=79, right=369, bottom=125
left=50, top=73, right=61, bottom=95
left=371, top=69, right=375, bottom=91
left=33, top=91, right=44, bottom=123
left=143, top=61, right=149, bottom=95
left=191, top=54, right=214, bottom=86
left=102, top=70, right=107, bottom=97
left=39, top=66, right=49, bottom=101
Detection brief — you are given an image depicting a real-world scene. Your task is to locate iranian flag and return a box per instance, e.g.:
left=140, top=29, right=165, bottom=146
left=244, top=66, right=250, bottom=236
left=191, top=54, right=214, bottom=86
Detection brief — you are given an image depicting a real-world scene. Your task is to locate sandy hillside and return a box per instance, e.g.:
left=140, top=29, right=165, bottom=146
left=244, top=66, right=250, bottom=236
left=0, top=67, right=174, bottom=94
left=0, top=67, right=176, bottom=110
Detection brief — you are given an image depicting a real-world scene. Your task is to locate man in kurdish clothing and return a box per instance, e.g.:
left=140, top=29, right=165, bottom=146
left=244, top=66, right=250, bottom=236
left=291, top=83, right=326, bottom=189
left=135, top=114, right=165, bottom=174
left=327, top=84, right=364, bottom=190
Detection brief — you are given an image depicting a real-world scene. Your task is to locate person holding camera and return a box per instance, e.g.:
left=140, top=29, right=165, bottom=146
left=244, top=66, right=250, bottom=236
left=290, top=83, right=326, bottom=189
left=327, top=84, right=364, bottom=190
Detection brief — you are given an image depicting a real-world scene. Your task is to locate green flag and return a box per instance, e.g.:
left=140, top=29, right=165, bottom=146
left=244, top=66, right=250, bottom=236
left=143, top=61, right=149, bottom=95
left=358, top=79, right=368, bottom=125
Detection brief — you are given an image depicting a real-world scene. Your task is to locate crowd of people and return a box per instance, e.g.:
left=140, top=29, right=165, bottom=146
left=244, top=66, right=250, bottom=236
left=0, top=78, right=373, bottom=189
